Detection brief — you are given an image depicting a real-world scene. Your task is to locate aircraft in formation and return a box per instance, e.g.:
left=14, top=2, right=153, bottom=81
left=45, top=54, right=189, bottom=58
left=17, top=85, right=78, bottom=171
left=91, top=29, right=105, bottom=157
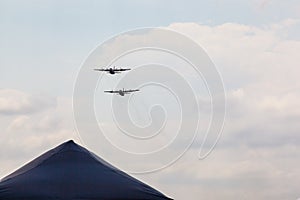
left=94, top=66, right=130, bottom=74
left=104, top=88, right=139, bottom=96
left=94, top=66, right=139, bottom=96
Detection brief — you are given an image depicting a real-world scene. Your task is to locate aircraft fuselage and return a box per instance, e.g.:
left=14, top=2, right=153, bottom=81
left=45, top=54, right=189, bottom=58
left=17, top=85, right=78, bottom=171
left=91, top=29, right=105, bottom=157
left=118, top=90, right=125, bottom=96
left=109, top=68, right=115, bottom=74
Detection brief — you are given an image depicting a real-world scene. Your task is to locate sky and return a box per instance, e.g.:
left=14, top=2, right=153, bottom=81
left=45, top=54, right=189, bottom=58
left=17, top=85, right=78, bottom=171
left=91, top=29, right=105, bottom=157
left=1, top=0, right=300, bottom=199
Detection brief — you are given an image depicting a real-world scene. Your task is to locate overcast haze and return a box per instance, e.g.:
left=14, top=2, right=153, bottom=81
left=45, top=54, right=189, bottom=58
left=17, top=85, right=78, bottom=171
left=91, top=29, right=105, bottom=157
left=1, top=0, right=300, bottom=199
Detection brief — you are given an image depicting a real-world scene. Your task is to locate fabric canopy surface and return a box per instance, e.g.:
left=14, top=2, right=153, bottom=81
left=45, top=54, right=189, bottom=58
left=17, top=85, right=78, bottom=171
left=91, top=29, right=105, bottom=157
left=0, top=140, right=172, bottom=200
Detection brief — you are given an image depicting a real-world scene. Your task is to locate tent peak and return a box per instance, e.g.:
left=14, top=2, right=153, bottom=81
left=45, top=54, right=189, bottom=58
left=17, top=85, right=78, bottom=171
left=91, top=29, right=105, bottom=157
left=57, top=139, right=87, bottom=153
left=60, top=139, right=81, bottom=148
left=65, top=139, right=76, bottom=144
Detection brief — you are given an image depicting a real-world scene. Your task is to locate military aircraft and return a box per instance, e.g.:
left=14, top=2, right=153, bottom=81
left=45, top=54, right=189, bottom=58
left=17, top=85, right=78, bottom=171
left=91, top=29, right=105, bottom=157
left=104, top=88, right=140, bottom=96
left=94, top=66, right=130, bottom=74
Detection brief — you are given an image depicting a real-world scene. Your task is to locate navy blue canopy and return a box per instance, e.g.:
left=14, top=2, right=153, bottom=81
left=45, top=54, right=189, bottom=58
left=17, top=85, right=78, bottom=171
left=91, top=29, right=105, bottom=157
left=0, top=140, right=172, bottom=200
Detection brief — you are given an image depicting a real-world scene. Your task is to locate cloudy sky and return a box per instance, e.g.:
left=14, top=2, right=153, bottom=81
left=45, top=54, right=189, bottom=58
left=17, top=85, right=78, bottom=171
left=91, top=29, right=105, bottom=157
left=1, top=0, right=300, bottom=199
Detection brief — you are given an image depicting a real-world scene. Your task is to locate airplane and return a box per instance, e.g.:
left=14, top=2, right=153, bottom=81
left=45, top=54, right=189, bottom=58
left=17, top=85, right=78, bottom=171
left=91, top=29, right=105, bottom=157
left=104, top=88, right=140, bottom=96
left=94, top=66, right=131, bottom=74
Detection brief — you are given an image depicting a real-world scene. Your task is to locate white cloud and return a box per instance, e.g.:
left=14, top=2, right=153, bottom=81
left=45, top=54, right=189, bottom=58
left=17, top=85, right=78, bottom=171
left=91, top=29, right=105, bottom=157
left=0, top=91, right=78, bottom=178
left=0, top=89, right=56, bottom=115
left=160, top=21, right=300, bottom=199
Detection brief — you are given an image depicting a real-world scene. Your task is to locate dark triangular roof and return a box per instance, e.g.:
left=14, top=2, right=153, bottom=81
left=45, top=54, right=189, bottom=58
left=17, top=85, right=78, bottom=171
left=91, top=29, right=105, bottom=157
left=0, top=140, right=172, bottom=200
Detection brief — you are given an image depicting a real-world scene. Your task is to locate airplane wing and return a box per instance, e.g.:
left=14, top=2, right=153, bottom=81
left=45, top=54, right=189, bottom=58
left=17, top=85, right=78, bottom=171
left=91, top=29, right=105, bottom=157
left=104, top=90, right=119, bottom=93
left=114, top=68, right=131, bottom=71
left=125, top=89, right=139, bottom=93
left=94, top=68, right=109, bottom=71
